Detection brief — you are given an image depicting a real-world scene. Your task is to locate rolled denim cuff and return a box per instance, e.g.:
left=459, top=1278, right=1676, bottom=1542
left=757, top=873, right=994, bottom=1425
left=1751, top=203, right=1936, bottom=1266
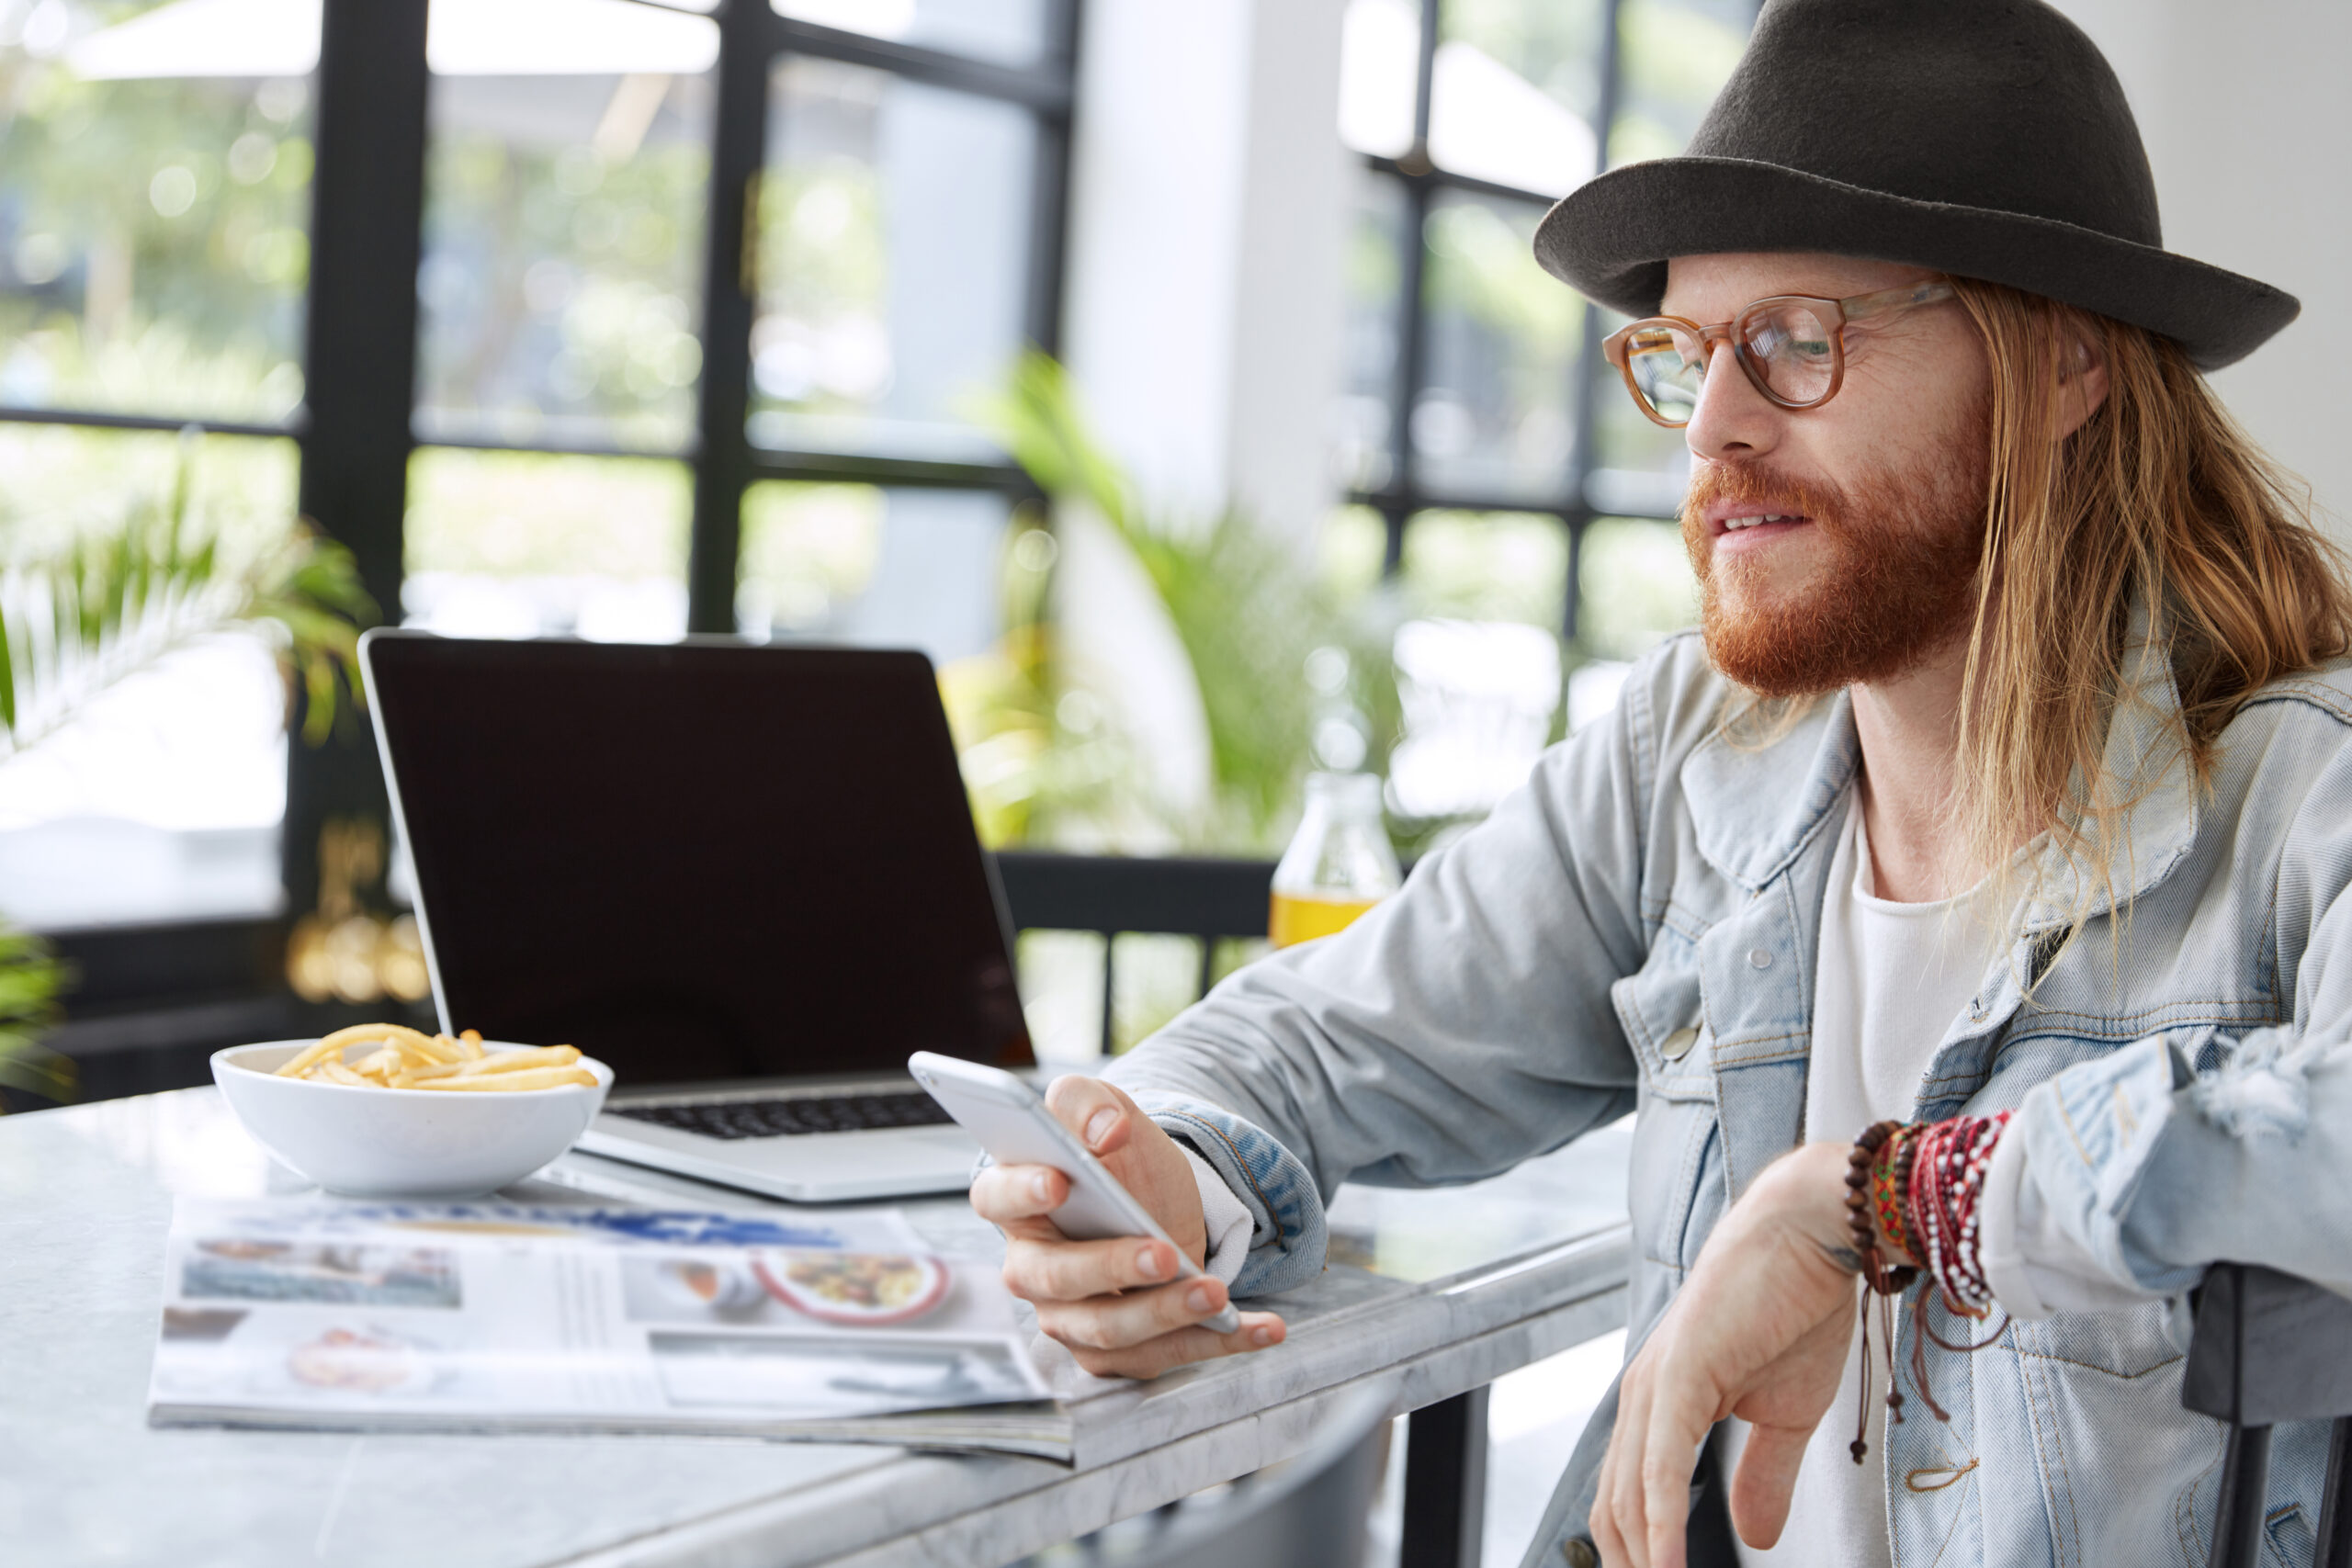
left=1126, top=1089, right=1328, bottom=1298
left=2012, top=1033, right=2199, bottom=1294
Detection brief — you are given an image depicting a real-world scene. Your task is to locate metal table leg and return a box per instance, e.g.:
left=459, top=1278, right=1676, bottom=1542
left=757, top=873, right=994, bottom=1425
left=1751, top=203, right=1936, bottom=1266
left=1402, top=1385, right=1490, bottom=1568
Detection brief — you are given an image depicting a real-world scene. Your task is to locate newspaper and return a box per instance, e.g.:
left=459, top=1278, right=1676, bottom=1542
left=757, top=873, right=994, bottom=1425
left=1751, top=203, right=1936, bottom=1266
left=146, top=1198, right=1070, bottom=1460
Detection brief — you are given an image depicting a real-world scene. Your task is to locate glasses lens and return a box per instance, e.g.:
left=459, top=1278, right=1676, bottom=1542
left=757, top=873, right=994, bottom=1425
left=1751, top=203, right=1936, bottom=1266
left=1738, top=300, right=1838, bottom=403
left=1623, top=323, right=1704, bottom=425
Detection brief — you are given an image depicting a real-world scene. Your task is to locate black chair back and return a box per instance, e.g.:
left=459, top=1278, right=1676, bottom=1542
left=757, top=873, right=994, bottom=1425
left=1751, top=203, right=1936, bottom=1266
left=2185, top=1264, right=2352, bottom=1567
left=994, top=852, right=1276, bottom=1055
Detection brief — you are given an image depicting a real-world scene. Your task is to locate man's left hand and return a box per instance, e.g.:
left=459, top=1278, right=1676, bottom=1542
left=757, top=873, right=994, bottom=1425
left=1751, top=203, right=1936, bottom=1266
left=1589, top=1141, right=1865, bottom=1568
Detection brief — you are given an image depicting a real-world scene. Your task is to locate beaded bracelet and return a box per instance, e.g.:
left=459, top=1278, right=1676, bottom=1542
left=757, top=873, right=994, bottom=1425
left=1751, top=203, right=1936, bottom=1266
left=1843, top=1120, right=1919, bottom=1296
left=1842, top=1111, right=2018, bottom=1459
left=1842, top=1120, right=1917, bottom=1464
left=1906, top=1111, right=2011, bottom=1316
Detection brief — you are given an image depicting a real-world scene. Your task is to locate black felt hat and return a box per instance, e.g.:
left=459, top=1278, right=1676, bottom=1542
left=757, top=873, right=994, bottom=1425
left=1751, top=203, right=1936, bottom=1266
left=1534, top=0, right=2298, bottom=368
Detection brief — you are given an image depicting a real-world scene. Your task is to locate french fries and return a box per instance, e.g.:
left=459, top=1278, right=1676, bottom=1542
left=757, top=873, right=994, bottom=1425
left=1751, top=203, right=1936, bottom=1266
left=273, top=1025, right=598, bottom=1091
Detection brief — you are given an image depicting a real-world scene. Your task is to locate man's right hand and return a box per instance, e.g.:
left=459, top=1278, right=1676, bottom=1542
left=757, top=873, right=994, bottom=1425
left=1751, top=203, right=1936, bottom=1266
left=967, top=1075, right=1288, bottom=1379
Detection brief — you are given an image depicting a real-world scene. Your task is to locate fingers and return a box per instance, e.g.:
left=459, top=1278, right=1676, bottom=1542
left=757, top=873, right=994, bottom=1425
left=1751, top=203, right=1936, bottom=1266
left=1596, top=1363, right=1651, bottom=1568
left=1062, top=1310, right=1287, bottom=1381
left=1043, top=1073, right=1140, bottom=1156
left=1001, top=1231, right=1183, bottom=1303
left=969, top=1161, right=1069, bottom=1227
left=1035, top=1272, right=1235, bottom=1350
left=1638, top=1380, right=1714, bottom=1568
left=1726, top=1420, right=1808, bottom=1551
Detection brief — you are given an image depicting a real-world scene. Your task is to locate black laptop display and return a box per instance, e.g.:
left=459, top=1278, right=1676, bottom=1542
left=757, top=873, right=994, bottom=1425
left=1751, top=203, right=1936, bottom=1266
left=364, top=633, right=1034, bottom=1090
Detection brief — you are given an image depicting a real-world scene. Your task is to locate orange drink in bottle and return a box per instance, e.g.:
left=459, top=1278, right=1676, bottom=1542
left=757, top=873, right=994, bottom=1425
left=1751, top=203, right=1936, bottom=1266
left=1268, top=773, right=1401, bottom=949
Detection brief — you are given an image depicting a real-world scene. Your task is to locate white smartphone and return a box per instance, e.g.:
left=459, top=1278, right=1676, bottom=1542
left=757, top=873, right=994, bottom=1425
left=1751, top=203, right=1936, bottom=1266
left=908, top=1051, right=1243, bottom=1335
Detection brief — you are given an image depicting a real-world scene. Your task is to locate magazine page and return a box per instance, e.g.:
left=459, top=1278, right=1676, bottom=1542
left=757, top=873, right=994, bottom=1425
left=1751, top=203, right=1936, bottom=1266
left=148, top=1199, right=1057, bottom=1451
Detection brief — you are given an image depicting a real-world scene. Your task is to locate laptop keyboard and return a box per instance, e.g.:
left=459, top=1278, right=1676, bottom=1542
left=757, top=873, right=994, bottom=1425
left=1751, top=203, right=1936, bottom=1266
left=610, top=1091, right=956, bottom=1141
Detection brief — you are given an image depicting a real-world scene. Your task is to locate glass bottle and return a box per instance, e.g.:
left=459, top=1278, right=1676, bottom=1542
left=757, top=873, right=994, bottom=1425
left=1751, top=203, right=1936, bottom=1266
left=1269, top=773, right=1403, bottom=948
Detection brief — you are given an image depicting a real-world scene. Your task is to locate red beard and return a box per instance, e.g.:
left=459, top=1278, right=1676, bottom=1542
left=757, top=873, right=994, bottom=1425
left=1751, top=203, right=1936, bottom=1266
left=1681, top=434, right=1989, bottom=697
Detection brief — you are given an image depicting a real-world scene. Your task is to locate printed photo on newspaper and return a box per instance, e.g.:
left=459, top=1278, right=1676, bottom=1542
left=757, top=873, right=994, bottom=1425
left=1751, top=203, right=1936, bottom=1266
left=147, top=1199, right=1069, bottom=1460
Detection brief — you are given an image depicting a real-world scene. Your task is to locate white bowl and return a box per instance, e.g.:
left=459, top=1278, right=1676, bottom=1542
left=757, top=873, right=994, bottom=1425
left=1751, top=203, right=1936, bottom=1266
left=211, top=1040, right=614, bottom=1199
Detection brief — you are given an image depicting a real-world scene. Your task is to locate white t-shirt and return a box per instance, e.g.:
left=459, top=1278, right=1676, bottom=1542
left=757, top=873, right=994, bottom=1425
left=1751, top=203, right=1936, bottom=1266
left=1724, top=804, right=1993, bottom=1568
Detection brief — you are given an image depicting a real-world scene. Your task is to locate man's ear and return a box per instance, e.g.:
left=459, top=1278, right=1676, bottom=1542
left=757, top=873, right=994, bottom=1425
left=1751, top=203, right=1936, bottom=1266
left=2052, top=336, right=2109, bottom=440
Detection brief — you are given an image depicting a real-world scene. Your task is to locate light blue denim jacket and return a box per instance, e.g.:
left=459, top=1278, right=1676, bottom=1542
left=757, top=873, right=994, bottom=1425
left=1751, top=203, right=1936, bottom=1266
left=1106, top=623, right=2352, bottom=1568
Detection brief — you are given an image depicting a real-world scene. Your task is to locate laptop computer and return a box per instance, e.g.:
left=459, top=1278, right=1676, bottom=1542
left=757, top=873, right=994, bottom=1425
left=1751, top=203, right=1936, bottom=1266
left=359, top=629, right=1033, bottom=1201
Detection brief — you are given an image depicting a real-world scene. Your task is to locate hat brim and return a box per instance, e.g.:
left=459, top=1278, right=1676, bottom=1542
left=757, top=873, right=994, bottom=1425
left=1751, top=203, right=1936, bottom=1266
left=1535, top=156, right=2298, bottom=370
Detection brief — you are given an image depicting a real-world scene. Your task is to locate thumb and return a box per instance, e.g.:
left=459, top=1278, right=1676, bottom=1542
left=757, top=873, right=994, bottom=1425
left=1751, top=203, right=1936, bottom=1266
left=1042, top=1074, right=1139, bottom=1156
left=1727, top=1422, right=1812, bottom=1550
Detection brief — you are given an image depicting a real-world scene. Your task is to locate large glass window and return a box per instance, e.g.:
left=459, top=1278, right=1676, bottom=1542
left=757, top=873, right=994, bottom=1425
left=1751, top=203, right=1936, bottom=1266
left=396, top=0, right=1071, bottom=668
left=750, top=56, right=1035, bottom=465
left=402, top=447, right=692, bottom=639
left=414, top=5, right=719, bottom=451
left=1332, top=0, right=1755, bottom=739
left=0, top=0, right=1077, bottom=937
left=738, top=483, right=1009, bottom=664
left=0, top=3, right=317, bottom=422
left=0, top=4, right=322, bottom=931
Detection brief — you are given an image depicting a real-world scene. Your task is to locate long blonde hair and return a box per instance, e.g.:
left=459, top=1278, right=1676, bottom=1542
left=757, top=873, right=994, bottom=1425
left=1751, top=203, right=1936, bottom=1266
left=1945, top=277, right=2352, bottom=923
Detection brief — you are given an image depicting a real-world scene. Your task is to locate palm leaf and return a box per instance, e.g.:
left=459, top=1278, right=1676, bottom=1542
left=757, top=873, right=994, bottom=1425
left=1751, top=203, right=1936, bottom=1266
left=983, top=352, right=1394, bottom=848
left=0, top=439, right=379, bottom=1092
left=0, top=443, right=378, bottom=763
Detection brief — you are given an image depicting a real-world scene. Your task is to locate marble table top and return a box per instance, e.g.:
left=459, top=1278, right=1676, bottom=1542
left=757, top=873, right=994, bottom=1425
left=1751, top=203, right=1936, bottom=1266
left=0, top=1088, right=1632, bottom=1568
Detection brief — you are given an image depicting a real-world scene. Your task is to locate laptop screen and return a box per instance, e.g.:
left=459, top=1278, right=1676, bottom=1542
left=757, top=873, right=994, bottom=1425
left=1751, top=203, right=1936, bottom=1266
left=364, top=633, right=1032, bottom=1088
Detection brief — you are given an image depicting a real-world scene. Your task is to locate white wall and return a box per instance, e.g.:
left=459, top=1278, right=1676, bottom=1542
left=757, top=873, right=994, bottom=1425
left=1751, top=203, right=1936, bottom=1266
left=2050, top=0, right=2352, bottom=535
left=1059, top=0, right=1350, bottom=541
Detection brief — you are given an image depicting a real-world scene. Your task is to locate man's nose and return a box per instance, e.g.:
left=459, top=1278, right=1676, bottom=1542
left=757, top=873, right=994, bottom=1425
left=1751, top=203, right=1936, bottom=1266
left=1682, top=344, right=1781, bottom=462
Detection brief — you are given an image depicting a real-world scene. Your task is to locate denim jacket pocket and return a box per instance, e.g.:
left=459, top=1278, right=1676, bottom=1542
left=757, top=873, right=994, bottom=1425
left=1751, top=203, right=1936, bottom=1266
left=2265, top=1502, right=2315, bottom=1568
left=2007, top=1297, right=2188, bottom=1379
left=2006, top=1302, right=2219, bottom=1568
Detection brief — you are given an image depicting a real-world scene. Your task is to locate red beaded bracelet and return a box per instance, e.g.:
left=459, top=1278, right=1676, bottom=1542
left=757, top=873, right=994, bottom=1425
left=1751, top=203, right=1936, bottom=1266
left=1843, top=1111, right=2015, bottom=1460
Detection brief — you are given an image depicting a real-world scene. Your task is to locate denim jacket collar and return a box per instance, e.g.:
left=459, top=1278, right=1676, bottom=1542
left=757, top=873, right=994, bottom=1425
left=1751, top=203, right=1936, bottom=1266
left=1681, top=691, right=1860, bottom=896
left=1680, top=598, right=2199, bottom=928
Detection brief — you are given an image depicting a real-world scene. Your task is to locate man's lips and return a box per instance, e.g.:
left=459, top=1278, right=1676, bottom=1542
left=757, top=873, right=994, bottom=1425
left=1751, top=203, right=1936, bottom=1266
left=1702, top=500, right=1815, bottom=537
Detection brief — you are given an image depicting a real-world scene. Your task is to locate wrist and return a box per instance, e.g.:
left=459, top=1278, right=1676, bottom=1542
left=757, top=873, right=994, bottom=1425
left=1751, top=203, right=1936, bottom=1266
left=1765, top=1141, right=1862, bottom=1258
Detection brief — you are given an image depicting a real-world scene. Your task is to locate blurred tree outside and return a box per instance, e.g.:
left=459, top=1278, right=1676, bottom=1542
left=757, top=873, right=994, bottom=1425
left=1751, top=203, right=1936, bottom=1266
left=417, top=73, right=712, bottom=449
left=0, top=8, right=313, bottom=421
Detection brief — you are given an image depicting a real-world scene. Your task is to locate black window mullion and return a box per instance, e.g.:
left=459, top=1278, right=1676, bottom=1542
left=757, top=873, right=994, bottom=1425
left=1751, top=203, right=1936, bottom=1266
left=746, top=451, right=1028, bottom=491
left=684, top=0, right=775, bottom=636
left=1377, top=0, right=1442, bottom=577
left=0, top=407, right=300, bottom=441
left=1561, top=0, right=1629, bottom=646
left=1023, top=0, right=1083, bottom=360
left=284, top=0, right=431, bottom=925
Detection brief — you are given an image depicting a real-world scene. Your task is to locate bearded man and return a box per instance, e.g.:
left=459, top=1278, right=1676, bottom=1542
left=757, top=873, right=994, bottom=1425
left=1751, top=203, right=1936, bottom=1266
left=968, top=2, right=2352, bottom=1564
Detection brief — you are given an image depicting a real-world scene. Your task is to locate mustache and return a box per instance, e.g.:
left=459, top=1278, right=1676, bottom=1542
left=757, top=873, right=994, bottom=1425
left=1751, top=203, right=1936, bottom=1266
left=1680, top=462, right=1847, bottom=530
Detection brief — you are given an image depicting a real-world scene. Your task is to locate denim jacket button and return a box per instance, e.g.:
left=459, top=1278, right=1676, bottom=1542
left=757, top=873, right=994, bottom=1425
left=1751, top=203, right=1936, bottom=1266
left=1563, top=1541, right=1599, bottom=1568
left=1660, top=1026, right=1701, bottom=1061
left=1747, top=947, right=1773, bottom=970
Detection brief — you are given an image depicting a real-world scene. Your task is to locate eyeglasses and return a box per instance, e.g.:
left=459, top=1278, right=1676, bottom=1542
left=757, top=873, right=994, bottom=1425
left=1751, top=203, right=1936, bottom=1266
left=1601, top=281, right=1957, bottom=428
